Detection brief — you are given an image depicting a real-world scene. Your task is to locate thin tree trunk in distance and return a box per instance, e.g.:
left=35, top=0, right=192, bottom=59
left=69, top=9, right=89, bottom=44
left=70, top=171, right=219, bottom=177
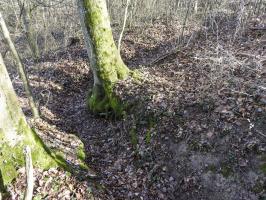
left=194, top=0, right=198, bottom=13
left=179, top=0, right=192, bottom=45
left=17, top=0, right=40, bottom=60
left=0, top=12, right=40, bottom=118
left=118, top=0, right=130, bottom=53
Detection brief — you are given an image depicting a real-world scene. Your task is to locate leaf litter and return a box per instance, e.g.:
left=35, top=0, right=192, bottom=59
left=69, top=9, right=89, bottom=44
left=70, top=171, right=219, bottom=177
left=6, top=15, right=266, bottom=200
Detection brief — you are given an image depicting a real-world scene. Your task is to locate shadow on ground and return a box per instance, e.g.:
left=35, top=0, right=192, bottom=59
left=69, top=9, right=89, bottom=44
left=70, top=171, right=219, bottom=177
left=7, top=15, right=266, bottom=199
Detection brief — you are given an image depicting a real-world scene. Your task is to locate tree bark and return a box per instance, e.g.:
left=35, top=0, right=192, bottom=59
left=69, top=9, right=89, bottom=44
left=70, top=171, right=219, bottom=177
left=0, top=53, right=58, bottom=188
left=0, top=12, right=40, bottom=118
left=78, top=0, right=130, bottom=115
left=194, top=0, right=198, bottom=13
left=118, top=0, right=131, bottom=53
left=17, top=0, right=40, bottom=60
left=23, top=146, right=33, bottom=200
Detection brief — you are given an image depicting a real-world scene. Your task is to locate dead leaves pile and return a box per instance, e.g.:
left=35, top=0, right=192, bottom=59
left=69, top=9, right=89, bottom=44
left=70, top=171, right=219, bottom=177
left=8, top=168, right=93, bottom=200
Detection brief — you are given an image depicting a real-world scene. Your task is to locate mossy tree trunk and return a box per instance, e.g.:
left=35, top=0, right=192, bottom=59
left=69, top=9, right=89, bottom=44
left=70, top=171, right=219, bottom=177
left=0, top=54, right=58, bottom=189
left=78, top=0, right=130, bottom=115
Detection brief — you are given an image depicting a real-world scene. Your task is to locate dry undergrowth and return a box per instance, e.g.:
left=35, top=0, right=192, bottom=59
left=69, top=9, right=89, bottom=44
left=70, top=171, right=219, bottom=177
left=5, top=12, right=266, bottom=200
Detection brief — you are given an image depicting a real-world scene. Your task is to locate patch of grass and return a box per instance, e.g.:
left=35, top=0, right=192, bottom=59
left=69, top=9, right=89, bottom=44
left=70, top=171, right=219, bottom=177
left=130, top=127, right=138, bottom=150
left=175, top=114, right=185, bottom=126
left=219, top=129, right=231, bottom=138
left=51, top=182, right=60, bottom=192
left=130, top=69, right=143, bottom=83
left=188, top=140, right=213, bottom=152
left=66, top=171, right=71, bottom=177
left=220, top=163, right=233, bottom=178
left=145, top=129, right=152, bottom=144
left=199, top=99, right=216, bottom=113
left=206, top=164, right=217, bottom=173
left=145, top=118, right=156, bottom=145
left=200, top=141, right=213, bottom=152
left=252, top=180, right=265, bottom=194
left=79, top=162, right=89, bottom=171
left=33, top=194, right=43, bottom=200
left=188, top=140, right=200, bottom=151
left=259, top=163, right=266, bottom=175
left=77, top=143, right=86, bottom=161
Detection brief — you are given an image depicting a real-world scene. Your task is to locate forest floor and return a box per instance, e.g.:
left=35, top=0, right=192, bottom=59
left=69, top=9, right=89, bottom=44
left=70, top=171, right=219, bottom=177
left=6, top=15, right=266, bottom=200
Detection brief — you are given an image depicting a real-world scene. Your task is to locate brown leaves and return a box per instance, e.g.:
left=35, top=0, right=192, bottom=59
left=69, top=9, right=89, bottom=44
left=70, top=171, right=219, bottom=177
left=9, top=168, right=93, bottom=200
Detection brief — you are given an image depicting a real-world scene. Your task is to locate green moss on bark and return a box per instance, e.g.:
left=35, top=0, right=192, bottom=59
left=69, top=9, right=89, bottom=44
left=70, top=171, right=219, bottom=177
left=83, top=0, right=130, bottom=115
left=84, top=0, right=129, bottom=82
left=0, top=119, right=59, bottom=186
left=88, top=85, right=127, bottom=117
left=0, top=53, right=70, bottom=189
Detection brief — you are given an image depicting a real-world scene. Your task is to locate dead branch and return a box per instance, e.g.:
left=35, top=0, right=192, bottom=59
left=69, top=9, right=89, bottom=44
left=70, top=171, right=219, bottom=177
left=236, top=52, right=266, bottom=60
left=148, top=48, right=180, bottom=66
left=249, top=26, right=266, bottom=31
left=23, top=146, right=34, bottom=200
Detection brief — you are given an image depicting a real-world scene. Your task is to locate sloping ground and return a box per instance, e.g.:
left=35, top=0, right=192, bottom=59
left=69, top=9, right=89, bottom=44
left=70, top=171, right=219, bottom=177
left=7, top=17, right=266, bottom=199
left=114, top=23, right=266, bottom=199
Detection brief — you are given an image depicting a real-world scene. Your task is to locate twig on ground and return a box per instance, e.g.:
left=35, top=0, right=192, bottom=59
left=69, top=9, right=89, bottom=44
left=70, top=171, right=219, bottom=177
left=256, top=130, right=266, bottom=138
left=148, top=48, right=180, bottom=66
left=258, top=86, right=266, bottom=90
left=249, top=26, right=266, bottom=31
left=23, top=146, right=34, bottom=200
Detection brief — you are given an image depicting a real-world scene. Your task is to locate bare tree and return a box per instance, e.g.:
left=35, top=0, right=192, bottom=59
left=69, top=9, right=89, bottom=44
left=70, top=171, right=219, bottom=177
left=17, top=0, right=40, bottom=60
left=118, top=0, right=131, bottom=53
left=0, top=12, right=40, bottom=118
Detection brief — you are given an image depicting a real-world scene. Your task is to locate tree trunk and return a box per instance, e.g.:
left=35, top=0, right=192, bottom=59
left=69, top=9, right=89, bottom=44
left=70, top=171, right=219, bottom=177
left=0, top=53, right=58, bottom=188
left=0, top=12, right=40, bottom=118
left=23, top=146, right=34, bottom=200
left=118, top=0, right=131, bottom=53
left=78, top=0, right=130, bottom=115
left=194, top=0, right=198, bottom=13
left=17, top=0, right=40, bottom=60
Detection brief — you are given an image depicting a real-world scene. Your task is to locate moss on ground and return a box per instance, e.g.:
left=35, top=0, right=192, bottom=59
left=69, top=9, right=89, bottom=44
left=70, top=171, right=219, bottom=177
left=220, top=163, right=233, bottom=178
left=259, top=154, right=266, bottom=175
left=130, top=69, right=143, bottom=82
left=206, top=164, right=217, bottom=173
left=77, top=143, right=86, bottom=161
left=130, top=126, right=138, bottom=150
left=145, top=129, right=152, bottom=144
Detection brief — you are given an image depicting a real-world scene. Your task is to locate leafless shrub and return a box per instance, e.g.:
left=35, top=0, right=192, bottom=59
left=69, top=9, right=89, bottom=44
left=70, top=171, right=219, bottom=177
left=193, top=41, right=264, bottom=103
left=0, top=0, right=265, bottom=58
